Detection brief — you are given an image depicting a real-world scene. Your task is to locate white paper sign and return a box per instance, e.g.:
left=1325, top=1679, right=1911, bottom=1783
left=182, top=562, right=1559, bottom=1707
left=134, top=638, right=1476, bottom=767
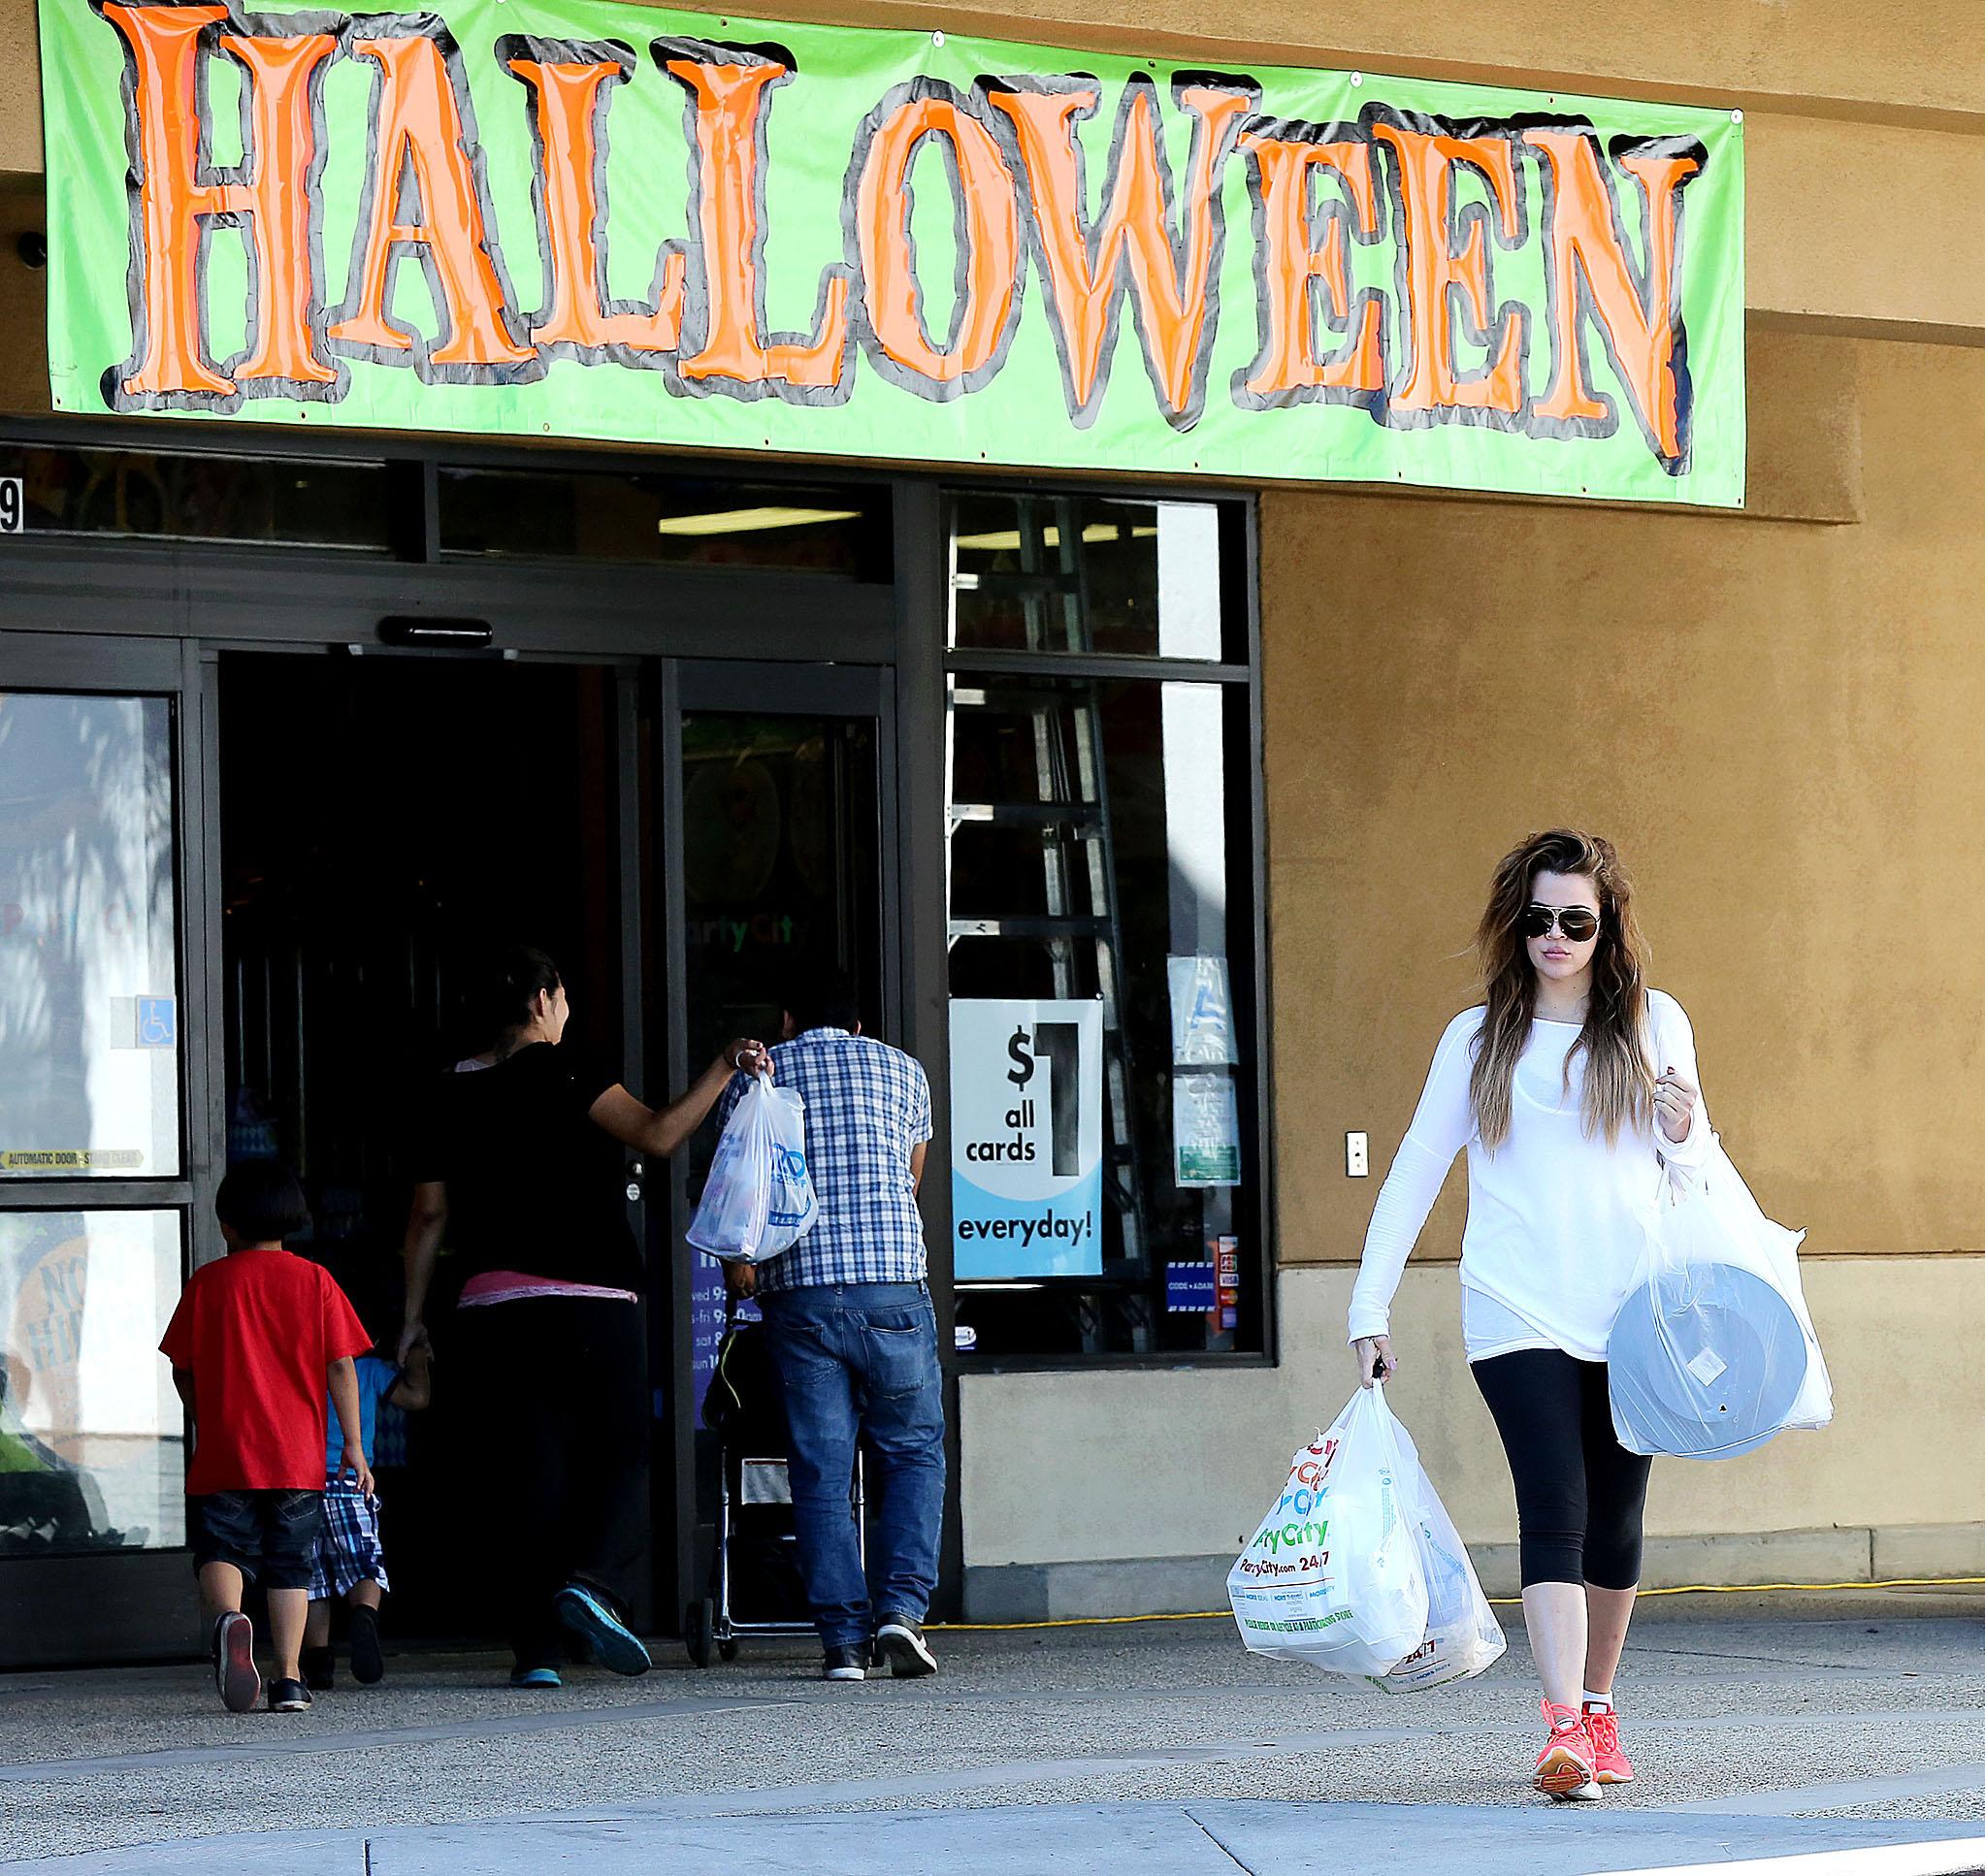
left=1173, top=1071, right=1242, bottom=1187
left=1168, top=955, right=1236, bottom=1066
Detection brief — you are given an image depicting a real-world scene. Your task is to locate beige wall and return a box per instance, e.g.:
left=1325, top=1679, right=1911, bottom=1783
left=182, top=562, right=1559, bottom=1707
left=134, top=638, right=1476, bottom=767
left=960, top=1256, right=1985, bottom=1600
left=1265, top=335, right=1985, bottom=1270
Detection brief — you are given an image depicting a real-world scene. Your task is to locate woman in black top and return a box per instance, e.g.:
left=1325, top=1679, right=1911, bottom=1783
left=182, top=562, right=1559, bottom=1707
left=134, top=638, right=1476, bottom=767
left=399, top=946, right=764, bottom=1686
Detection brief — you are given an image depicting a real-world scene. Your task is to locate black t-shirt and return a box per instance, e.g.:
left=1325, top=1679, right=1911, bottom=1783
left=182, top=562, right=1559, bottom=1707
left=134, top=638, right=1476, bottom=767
left=408, top=1043, right=641, bottom=1294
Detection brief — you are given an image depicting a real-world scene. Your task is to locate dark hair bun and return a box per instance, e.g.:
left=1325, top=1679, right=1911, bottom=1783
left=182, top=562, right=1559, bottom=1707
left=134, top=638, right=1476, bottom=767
left=475, top=944, right=562, bottom=1040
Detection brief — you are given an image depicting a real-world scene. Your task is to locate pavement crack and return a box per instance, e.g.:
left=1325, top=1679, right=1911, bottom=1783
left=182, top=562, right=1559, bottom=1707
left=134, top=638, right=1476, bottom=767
left=1185, top=1806, right=1254, bottom=1871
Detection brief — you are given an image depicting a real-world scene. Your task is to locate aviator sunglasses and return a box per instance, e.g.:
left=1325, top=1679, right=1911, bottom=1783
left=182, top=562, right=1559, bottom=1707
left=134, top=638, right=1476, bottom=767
left=1520, top=903, right=1601, bottom=942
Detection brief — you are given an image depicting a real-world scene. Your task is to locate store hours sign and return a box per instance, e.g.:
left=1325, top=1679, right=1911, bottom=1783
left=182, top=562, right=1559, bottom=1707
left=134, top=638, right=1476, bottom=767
left=39, top=1, right=1745, bottom=504
left=950, top=999, right=1103, bottom=1279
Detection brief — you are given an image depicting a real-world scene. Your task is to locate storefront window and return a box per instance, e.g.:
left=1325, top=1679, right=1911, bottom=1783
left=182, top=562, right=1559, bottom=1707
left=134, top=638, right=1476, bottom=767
left=0, top=443, right=391, bottom=551
left=0, top=1210, right=184, bottom=1555
left=949, top=492, right=1236, bottom=661
left=945, top=493, right=1260, bottom=1361
left=439, top=469, right=892, bottom=577
left=0, top=693, right=180, bottom=1180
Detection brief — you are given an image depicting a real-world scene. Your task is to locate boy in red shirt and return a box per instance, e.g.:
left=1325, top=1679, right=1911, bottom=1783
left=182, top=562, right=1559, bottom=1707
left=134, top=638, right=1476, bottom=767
left=160, top=1163, right=374, bottom=1714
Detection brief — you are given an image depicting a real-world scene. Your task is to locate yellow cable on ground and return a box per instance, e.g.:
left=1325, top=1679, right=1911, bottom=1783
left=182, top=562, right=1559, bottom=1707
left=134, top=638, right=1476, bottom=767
left=927, top=1577, right=1985, bottom=1632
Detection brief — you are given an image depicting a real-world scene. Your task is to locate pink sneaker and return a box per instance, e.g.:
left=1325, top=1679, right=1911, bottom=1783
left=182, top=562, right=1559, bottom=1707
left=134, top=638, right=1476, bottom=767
left=1583, top=1702, right=1635, bottom=1785
left=1534, top=1699, right=1601, bottom=1800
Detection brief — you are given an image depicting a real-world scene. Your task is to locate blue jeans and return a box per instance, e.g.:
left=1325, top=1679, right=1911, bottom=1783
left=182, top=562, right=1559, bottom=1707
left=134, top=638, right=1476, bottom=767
left=758, top=1281, right=946, bottom=1650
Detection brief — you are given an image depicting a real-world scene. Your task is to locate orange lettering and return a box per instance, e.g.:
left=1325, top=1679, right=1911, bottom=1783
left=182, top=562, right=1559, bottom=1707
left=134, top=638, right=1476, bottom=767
left=100, top=4, right=337, bottom=403
left=986, top=77, right=1253, bottom=427
left=1238, top=129, right=1384, bottom=404
left=658, top=43, right=848, bottom=395
left=1525, top=127, right=1703, bottom=466
left=327, top=28, right=536, bottom=373
left=1372, top=120, right=1525, bottom=417
left=504, top=40, right=684, bottom=358
left=850, top=81, right=1020, bottom=395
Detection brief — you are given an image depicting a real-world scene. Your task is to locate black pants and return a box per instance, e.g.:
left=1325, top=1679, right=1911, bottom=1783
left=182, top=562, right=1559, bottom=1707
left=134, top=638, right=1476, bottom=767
left=1471, top=1348, right=1652, bottom=1591
left=454, top=1297, right=649, bottom=1667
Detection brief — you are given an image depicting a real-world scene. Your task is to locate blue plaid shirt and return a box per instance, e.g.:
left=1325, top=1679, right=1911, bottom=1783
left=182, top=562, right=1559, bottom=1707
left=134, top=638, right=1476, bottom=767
left=716, top=1028, right=932, bottom=1292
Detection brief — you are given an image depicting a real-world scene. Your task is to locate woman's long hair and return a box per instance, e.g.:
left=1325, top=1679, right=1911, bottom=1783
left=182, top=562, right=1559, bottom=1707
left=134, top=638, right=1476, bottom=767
left=1469, top=830, right=1655, bottom=1149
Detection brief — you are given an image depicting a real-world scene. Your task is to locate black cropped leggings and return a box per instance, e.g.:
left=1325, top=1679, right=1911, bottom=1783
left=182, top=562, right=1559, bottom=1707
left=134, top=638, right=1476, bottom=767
left=1471, top=1348, right=1652, bottom=1591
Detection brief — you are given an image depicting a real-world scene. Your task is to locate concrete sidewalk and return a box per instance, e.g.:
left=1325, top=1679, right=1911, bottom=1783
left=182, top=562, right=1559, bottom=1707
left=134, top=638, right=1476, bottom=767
left=2, top=1590, right=1980, bottom=1873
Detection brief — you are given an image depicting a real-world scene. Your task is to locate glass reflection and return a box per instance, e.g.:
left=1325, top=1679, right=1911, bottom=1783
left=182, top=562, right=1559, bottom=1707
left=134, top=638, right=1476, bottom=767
left=949, top=493, right=1228, bottom=659
left=0, top=1211, right=183, bottom=1555
left=0, top=693, right=179, bottom=1179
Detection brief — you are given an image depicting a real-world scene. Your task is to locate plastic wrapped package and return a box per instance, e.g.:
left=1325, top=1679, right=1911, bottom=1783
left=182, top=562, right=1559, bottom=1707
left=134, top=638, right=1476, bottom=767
left=1608, top=1135, right=1832, bottom=1460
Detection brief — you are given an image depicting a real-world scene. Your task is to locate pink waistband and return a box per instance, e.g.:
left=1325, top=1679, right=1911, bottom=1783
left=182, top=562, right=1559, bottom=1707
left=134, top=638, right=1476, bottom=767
left=459, top=1269, right=638, bottom=1309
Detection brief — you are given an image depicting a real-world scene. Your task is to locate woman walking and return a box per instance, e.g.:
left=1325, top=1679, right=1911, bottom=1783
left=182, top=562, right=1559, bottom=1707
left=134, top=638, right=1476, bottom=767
left=399, top=946, right=765, bottom=1687
left=1349, top=830, right=1706, bottom=1800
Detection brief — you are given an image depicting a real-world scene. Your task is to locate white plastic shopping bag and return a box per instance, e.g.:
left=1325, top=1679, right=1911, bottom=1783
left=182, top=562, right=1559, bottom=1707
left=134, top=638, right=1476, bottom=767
left=1369, top=1414, right=1507, bottom=1694
left=1609, top=1133, right=1831, bottom=1460
left=685, top=1074, right=820, bottom=1263
left=1227, top=1385, right=1428, bottom=1678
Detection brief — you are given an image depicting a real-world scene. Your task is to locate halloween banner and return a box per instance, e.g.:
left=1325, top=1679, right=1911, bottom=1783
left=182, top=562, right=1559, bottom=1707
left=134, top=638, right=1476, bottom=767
left=39, top=0, right=1746, bottom=503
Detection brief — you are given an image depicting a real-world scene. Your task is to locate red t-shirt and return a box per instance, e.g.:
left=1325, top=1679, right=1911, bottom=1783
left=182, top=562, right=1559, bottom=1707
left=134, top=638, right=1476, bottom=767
left=159, top=1247, right=372, bottom=1495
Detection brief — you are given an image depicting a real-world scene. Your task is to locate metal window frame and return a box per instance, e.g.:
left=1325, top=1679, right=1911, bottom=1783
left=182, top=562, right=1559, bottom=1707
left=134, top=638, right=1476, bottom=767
left=929, top=483, right=1276, bottom=1376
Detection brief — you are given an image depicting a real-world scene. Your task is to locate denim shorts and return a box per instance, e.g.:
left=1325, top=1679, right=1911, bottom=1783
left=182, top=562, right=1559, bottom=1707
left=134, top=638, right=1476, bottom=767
left=191, top=1489, right=325, bottom=1592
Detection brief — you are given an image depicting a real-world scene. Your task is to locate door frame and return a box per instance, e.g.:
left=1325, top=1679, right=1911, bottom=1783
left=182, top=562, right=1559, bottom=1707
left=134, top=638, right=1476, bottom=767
left=657, top=657, right=903, bottom=1635
left=0, top=631, right=215, bottom=1665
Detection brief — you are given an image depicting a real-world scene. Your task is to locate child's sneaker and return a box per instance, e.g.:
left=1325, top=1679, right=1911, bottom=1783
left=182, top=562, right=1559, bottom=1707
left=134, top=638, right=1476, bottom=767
left=1534, top=1699, right=1601, bottom=1800
left=300, top=1645, right=335, bottom=1693
left=348, top=1605, right=384, bottom=1685
left=212, top=1612, right=260, bottom=1714
left=267, top=1677, right=311, bottom=1713
left=1583, top=1701, right=1635, bottom=1785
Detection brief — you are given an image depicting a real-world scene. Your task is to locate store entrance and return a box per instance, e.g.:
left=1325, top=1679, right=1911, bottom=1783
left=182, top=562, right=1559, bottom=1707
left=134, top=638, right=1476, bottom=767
left=215, top=649, right=892, bottom=1644
left=217, top=650, right=636, bottom=1635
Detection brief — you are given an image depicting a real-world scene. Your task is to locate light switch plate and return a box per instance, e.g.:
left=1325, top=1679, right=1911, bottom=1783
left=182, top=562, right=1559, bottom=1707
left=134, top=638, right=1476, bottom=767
left=1347, top=1132, right=1369, bottom=1178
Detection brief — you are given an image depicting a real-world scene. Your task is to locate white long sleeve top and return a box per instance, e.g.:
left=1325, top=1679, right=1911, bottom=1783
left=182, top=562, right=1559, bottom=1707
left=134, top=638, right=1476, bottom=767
left=1348, top=991, right=1709, bottom=1364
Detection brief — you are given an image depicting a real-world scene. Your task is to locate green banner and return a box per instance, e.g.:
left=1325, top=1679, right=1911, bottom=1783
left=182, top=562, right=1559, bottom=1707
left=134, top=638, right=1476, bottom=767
left=39, top=0, right=1745, bottom=504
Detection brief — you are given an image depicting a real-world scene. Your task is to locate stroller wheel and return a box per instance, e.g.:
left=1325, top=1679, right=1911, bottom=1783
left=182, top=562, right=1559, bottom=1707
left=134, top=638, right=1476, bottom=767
left=718, top=1635, right=739, bottom=1663
left=684, top=1599, right=714, bottom=1669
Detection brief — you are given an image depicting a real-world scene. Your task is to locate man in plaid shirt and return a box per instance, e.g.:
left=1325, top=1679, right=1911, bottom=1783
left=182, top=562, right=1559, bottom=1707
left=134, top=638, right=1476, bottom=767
left=718, top=968, right=944, bottom=1682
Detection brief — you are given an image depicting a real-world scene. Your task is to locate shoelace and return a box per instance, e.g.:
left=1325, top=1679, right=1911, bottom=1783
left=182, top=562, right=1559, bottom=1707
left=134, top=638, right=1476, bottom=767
left=1543, top=1698, right=1583, bottom=1734
left=1586, top=1709, right=1621, bottom=1757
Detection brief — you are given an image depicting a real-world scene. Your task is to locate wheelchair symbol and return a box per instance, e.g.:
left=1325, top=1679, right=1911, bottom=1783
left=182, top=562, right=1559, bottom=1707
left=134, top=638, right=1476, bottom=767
left=137, top=998, right=176, bottom=1048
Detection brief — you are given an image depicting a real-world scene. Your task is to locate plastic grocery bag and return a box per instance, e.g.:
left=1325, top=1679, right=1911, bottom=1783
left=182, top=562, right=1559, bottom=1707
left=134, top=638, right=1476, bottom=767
left=1368, top=1413, right=1507, bottom=1694
left=1227, top=1385, right=1428, bottom=1678
left=1608, top=1133, right=1831, bottom=1460
left=685, top=1074, right=820, bottom=1263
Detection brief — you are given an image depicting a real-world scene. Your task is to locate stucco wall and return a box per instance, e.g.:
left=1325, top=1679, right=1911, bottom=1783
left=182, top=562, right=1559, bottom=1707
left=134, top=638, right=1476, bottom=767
left=1264, top=335, right=1985, bottom=1273
left=960, top=1256, right=1985, bottom=1595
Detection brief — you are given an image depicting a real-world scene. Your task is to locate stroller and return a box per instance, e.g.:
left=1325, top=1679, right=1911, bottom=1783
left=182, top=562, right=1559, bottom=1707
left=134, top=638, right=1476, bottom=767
left=685, top=1301, right=865, bottom=1666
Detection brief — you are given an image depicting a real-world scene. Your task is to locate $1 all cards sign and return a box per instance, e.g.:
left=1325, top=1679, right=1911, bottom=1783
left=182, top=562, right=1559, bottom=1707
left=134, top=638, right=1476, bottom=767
left=949, top=998, right=1103, bottom=1278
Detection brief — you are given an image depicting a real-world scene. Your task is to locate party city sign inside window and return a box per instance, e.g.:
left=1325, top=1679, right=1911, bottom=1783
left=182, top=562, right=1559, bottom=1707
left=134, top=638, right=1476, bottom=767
left=949, top=999, right=1103, bottom=1279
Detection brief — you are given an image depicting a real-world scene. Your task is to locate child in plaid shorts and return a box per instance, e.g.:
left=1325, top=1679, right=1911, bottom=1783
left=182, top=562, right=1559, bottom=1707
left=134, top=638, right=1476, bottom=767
left=302, top=1335, right=430, bottom=1689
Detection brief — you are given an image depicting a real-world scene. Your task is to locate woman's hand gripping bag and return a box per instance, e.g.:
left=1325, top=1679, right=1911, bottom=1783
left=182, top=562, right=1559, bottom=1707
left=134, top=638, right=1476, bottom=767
left=686, top=1074, right=820, bottom=1264
left=1609, top=1134, right=1831, bottom=1460
left=1367, top=1413, right=1506, bottom=1693
left=1227, top=1386, right=1429, bottom=1679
